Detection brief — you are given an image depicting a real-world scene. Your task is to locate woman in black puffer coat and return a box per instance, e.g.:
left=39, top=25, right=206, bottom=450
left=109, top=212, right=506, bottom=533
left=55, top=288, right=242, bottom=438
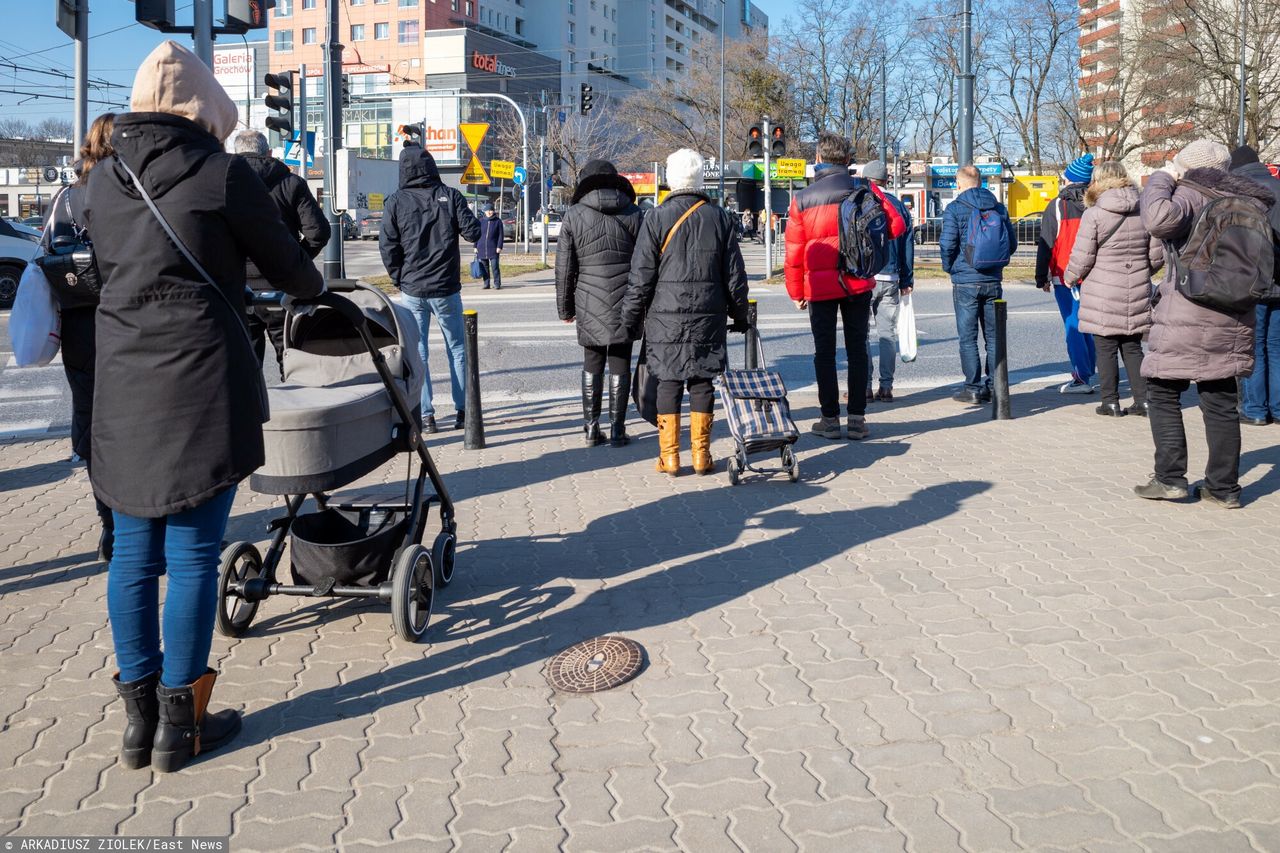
left=556, top=160, right=644, bottom=446
left=620, top=149, right=750, bottom=476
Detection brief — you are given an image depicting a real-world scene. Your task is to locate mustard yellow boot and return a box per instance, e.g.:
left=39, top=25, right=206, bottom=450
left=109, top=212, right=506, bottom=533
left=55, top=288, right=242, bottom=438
left=690, top=411, right=715, bottom=475
left=655, top=413, right=681, bottom=475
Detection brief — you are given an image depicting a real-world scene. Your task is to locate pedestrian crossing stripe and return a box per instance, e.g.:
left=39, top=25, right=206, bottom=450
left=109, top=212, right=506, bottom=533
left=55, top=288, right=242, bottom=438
left=461, top=155, right=489, bottom=185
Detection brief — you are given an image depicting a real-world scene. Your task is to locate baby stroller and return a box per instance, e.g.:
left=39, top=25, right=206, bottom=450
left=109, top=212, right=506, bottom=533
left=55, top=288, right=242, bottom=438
left=216, top=281, right=457, bottom=643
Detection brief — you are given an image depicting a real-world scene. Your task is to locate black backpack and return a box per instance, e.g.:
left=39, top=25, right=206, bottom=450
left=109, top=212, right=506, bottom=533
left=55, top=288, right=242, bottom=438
left=1167, top=180, right=1275, bottom=313
left=837, top=180, right=892, bottom=281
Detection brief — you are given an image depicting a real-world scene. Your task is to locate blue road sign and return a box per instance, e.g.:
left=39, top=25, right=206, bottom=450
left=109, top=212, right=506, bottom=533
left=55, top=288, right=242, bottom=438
left=283, top=131, right=315, bottom=168
left=558, top=111, right=566, bottom=124
left=512, top=166, right=528, bottom=186
left=930, top=162, right=1002, bottom=178
left=545, top=178, right=554, bottom=191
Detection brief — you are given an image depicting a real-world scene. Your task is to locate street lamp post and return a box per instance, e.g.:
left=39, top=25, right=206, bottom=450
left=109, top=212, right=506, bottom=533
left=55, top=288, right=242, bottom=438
left=719, top=0, right=726, bottom=206
left=1237, top=0, right=1249, bottom=147
left=958, top=0, right=974, bottom=166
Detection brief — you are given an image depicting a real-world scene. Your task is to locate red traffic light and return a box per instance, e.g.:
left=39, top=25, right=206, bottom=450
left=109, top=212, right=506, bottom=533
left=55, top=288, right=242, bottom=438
left=747, top=123, right=764, bottom=158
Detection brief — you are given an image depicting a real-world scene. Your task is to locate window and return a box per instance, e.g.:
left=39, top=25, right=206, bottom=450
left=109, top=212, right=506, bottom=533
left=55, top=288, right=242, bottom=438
left=374, top=21, right=389, bottom=39
left=397, top=20, right=419, bottom=43
left=568, top=0, right=574, bottom=11
left=568, top=50, right=575, bottom=71
left=568, top=21, right=575, bottom=43
left=450, top=0, right=458, bottom=10
left=350, top=23, right=365, bottom=40
left=398, top=0, right=417, bottom=6
left=302, top=0, right=315, bottom=8
left=274, top=30, right=293, bottom=51
left=514, top=18, right=523, bottom=35
left=375, top=0, right=388, bottom=4
left=590, top=25, right=596, bottom=35
left=275, top=0, right=291, bottom=16
left=302, top=27, right=316, bottom=43
left=350, top=0, right=363, bottom=4
left=465, top=0, right=473, bottom=14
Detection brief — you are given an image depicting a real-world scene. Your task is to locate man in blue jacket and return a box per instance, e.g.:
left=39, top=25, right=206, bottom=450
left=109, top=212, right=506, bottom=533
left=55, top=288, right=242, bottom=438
left=860, top=160, right=914, bottom=402
left=380, top=143, right=482, bottom=432
left=940, top=165, right=1016, bottom=404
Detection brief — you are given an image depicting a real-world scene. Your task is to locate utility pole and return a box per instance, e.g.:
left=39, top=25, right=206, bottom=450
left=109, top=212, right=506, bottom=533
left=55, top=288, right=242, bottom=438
left=72, top=0, right=88, bottom=152
left=718, top=0, right=726, bottom=206
left=193, top=0, right=214, bottom=66
left=297, top=64, right=307, bottom=180
left=879, top=59, right=887, bottom=164
left=322, top=0, right=344, bottom=280
left=762, top=114, right=773, bottom=279
left=1237, top=0, right=1249, bottom=147
left=958, top=0, right=974, bottom=166
left=539, top=135, right=547, bottom=265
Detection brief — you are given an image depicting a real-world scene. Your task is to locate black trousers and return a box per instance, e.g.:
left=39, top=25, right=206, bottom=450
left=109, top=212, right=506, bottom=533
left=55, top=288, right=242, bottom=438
left=809, top=293, right=872, bottom=418
left=583, top=341, right=634, bottom=375
left=479, top=256, right=502, bottom=288
left=247, top=305, right=286, bottom=375
left=59, top=307, right=112, bottom=528
left=657, top=377, right=715, bottom=415
left=1147, top=376, right=1241, bottom=497
left=1093, top=333, right=1146, bottom=405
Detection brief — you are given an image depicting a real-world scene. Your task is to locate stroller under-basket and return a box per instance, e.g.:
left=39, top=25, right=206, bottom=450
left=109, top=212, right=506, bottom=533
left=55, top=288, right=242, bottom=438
left=216, top=281, right=456, bottom=643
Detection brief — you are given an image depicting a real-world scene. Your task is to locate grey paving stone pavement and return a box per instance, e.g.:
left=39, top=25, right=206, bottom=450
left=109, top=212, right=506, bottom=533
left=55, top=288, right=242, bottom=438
left=3, top=385, right=1280, bottom=851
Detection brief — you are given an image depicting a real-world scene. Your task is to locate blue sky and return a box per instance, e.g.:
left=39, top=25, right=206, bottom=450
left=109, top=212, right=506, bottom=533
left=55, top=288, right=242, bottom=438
left=2, top=0, right=802, bottom=126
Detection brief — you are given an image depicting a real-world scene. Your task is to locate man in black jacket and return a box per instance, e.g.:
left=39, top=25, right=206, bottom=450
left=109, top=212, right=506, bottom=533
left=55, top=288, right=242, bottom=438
left=380, top=144, right=481, bottom=432
left=232, top=130, right=330, bottom=373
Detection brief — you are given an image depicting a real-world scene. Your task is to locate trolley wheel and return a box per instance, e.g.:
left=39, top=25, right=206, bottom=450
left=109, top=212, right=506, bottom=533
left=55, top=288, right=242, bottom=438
left=216, top=542, right=262, bottom=638
left=728, top=456, right=743, bottom=486
left=431, top=530, right=457, bottom=589
left=782, top=446, right=800, bottom=483
left=391, top=545, right=434, bottom=642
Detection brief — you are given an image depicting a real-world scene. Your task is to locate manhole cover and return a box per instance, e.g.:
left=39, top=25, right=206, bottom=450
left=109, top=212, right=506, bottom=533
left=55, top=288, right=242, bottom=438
left=545, top=635, right=646, bottom=693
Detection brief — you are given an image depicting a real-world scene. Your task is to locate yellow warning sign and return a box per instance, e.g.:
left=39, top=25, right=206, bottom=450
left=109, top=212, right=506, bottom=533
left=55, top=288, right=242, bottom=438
left=367, top=192, right=384, bottom=211
left=461, top=156, right=490, bottom=185
left=775, top=158, right=807, bottom=180
left=489, top=159, right=515, bottom=180
left=459, top=122, right=489, bottom=154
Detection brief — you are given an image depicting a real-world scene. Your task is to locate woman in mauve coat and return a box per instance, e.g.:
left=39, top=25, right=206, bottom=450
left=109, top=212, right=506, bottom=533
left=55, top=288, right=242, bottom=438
left=84, top=41, right=324, bottom=773
left=1063, top=160, right=1163, bottom=418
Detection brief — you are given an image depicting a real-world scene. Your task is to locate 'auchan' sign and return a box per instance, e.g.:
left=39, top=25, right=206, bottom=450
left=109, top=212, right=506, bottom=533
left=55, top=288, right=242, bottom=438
left=472, top=51, right=516, bottom=78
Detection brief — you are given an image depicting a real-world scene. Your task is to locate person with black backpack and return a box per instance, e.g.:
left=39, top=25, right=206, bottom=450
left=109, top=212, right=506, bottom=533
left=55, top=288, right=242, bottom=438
left=1137, top=139, right=1274, bottom=508
left=783, top=133, right=907, bottom=441
left=1230, top=145, right=1280, bottom=426
left=940, top=165, right=1016, bottom=405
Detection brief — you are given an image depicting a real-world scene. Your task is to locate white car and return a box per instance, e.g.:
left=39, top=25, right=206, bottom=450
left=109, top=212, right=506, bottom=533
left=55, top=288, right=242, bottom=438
left=0, top=219, right=41, bottom=309
left=529, top=213, right=563, bottom=242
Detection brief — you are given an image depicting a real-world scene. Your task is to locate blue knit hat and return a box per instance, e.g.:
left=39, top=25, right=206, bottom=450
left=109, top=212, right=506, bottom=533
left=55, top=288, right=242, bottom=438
left=1063, top=153, right=1094, bottom=184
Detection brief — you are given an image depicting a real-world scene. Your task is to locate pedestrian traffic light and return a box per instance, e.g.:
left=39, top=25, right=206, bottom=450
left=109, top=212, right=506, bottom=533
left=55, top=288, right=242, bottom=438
left=134, top=0, right=176, bottom=30
left=263, top=70, right=294, bottom=139
left=770, top=125, right=786, bottom=158
left=398, top=124, right=423, bottom=146
left=579, top=82, right=594, bottom=115
left=224, top=0, right=273, bottom=33
left=340, top=74, right=352, bottom=108
left=747, top=123, right=763, bottom=158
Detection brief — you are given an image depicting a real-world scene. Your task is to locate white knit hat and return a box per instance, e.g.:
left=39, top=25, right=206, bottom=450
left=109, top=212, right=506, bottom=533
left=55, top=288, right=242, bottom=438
left=1173, top=139, right=1231, bottom=174
left=665, top=148, right=705, bottom=191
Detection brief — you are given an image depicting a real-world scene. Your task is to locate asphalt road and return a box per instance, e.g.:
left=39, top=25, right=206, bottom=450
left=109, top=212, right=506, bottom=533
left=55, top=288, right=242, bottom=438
left=0, top=240, right=1078, bottom=441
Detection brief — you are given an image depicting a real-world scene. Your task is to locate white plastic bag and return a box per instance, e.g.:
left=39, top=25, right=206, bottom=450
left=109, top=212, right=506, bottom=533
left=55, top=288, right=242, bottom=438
left=897, top=289, right=918, bottom=363
left=10, top=260, right=60, bottom=366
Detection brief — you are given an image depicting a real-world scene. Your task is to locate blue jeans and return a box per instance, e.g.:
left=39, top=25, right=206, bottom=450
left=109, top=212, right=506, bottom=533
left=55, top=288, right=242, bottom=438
left=866, top=279, right=901, bottom=390
left=1243, top=302, right=1280, bottom=420
left=107, top=487, right=237, bottom=687
left=401, top=292, right=466, bottom=418
left=1053, top=283, right=1096, bottom=384
left=953, top=282, right=1002, bottom=393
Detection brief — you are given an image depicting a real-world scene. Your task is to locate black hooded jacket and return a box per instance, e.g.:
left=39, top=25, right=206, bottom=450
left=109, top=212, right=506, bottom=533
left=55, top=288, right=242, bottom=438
left=82, top=112, right=324, bottom=517
left=379, top=145, right=481, bottom=298
left=556, top=183, right=645, bottom=346
left=240, top=154, right=330, bottom=290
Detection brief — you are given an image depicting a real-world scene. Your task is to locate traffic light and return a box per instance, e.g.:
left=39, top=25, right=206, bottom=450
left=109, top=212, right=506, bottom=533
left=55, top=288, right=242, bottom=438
left=579, top=82, right=594, bottom=115
left=134, top=0, right=176, bottom=30
left=398, top=124, right=423, bottom=147
left=770, top=125, right=786, bottom=158
left=898, top=160, right=912, bottom=178
left=224, top=0, right=273, bottom=33
left=263, top=71, right=295, bottom=140
left=340, top=74, right=352, bottom=108
left=747, top=123, right=763, bottom=158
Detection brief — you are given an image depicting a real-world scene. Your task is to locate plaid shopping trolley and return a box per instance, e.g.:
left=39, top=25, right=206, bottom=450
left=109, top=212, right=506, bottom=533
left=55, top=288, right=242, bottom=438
left=717, top=335, right=800, bottom=485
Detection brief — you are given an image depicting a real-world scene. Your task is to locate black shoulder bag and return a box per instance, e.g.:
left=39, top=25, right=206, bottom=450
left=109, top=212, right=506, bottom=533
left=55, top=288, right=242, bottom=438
left=35, top=186, right=103, bottom=298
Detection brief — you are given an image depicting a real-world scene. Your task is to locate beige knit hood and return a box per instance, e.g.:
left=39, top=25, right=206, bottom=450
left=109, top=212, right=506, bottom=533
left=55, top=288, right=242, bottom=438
left=130, top=40, right=238, bottom=142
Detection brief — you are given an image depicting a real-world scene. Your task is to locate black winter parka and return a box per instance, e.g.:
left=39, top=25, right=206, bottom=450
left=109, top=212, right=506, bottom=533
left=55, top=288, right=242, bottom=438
left=83, top=112, right=324, bottom=517
left=619, top=189, right=750, bottom=381
left=240, top=154, right=330, bottom=291
left=556, top=186, right=645, bottom=346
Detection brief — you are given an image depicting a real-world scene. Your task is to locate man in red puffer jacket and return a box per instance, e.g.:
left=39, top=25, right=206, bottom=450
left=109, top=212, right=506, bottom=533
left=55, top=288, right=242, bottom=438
left=785, top=132, right=907, bottom=440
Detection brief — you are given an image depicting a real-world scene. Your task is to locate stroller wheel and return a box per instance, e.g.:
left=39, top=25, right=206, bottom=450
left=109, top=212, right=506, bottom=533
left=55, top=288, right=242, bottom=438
left=728, top=456, right=742, bottom=486
left=391, top=545, right=434, bottom=642
left=431, top=531, right=457, bottom=588
left=216, top=542, right=262, bottom=638
left=782, top=446, right=800, bottom=483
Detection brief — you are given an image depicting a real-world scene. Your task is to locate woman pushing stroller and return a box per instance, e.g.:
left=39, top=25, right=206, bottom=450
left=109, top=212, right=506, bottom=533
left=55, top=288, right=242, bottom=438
left=84, top=41, right=324, bottom=772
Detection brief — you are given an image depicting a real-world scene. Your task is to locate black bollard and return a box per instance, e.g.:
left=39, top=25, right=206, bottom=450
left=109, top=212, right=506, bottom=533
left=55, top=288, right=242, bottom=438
left=992, top=298, right=1012, bottom=420
left=745, top=299, right=760, bottom=370
left=463, top=309, right=485, bottom=449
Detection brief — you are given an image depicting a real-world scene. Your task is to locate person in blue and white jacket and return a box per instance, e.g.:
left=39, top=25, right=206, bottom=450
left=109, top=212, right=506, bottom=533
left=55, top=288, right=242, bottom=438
left=860, top=160, right=914, bottom=403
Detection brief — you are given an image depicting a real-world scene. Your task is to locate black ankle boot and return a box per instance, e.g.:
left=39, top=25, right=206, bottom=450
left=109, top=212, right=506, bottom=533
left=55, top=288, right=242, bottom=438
left=153, top=668, right=242, bottom=773
left=609, top=372, right=631, bottom=447
left=113, top=672, right=159, bottom=769
left=582, top=371, right=604, bottom=446
left=1095, top=402, right=1126, bottom=417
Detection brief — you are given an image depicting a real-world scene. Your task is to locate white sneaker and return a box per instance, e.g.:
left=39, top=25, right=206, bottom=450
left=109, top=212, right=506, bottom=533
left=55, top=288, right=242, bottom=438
left=1059, top=380, right=1095, bottom=395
